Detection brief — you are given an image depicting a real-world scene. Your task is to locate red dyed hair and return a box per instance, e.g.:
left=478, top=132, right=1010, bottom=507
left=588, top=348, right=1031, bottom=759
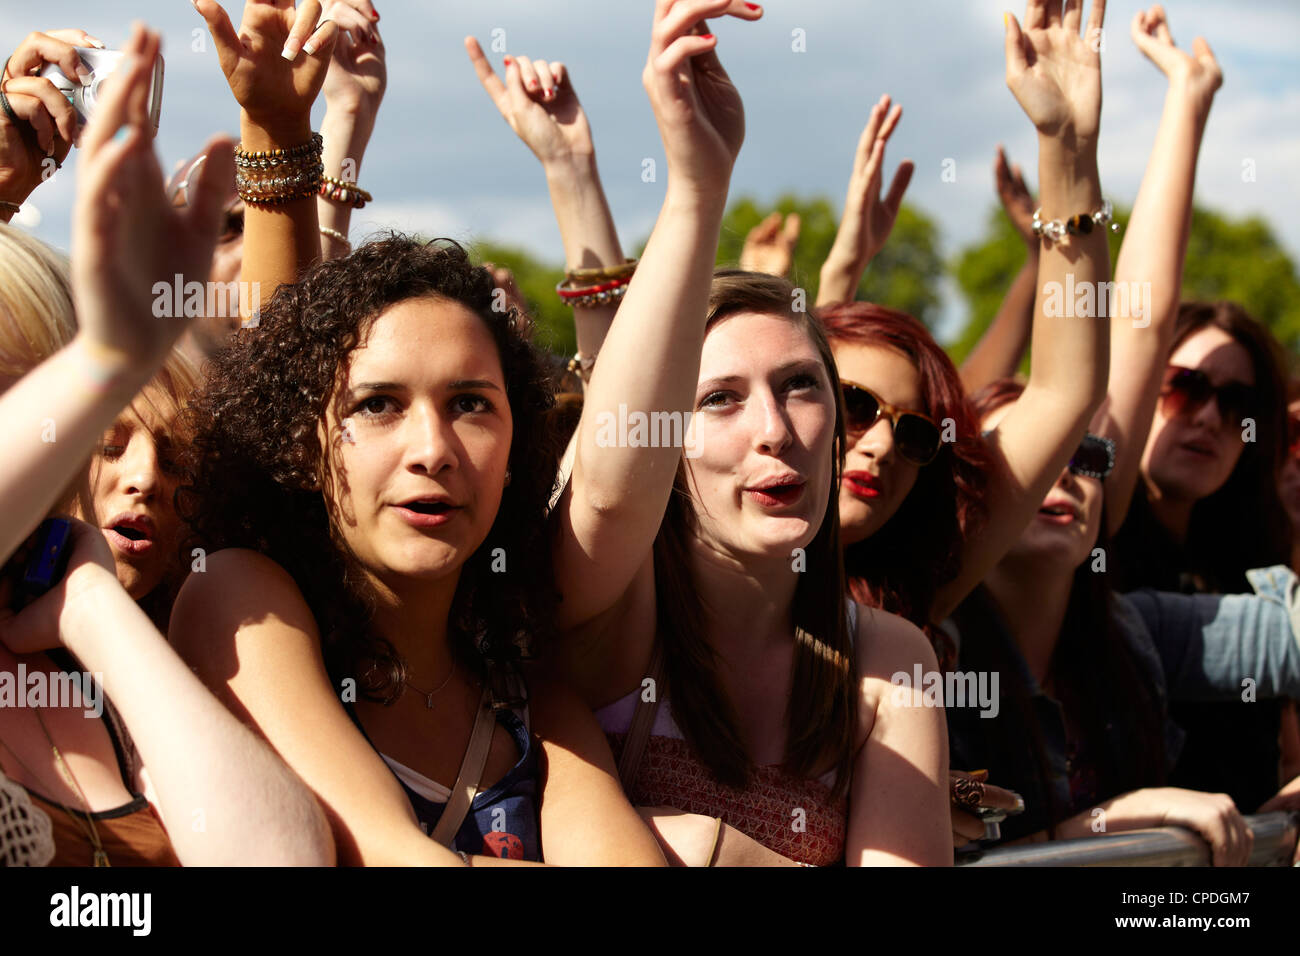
left=818, top=302, right=990, bottom=635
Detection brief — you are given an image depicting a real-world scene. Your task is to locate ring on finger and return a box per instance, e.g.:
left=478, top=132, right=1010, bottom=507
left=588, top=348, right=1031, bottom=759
left=951, top=776, right=986, bottom=811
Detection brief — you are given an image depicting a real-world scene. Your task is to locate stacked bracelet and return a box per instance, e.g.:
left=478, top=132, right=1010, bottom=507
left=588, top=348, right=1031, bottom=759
left=0, top=199, right=20, bottom=215
left=556, top=277, right=630, bottom=308
left=1032, top=199, right=1118, bottom=244
left=565, top=258, right=638, bottom=284
left=319, top=174, right=373, bottom=209
left=234, top=133, right=324, bottom=206
left=566, top=350, right=597, bottom=383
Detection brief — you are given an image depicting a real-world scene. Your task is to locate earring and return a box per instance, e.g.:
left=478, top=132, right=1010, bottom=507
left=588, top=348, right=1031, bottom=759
left=504, top=468, right=512, bottom=487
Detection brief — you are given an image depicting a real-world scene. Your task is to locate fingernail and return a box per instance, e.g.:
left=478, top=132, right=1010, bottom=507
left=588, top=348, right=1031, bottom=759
left=1003, top=11, right=1010, bottom=27
left=87, top=36, right=107, bottom=50
left=77, top=66, right=93, bottom=86
left=745, top=2, right=761, bottom=9
left=503, top=55, right=512, bottom=65
left=303, top=40, right=318, bottom=55
left=281, top=42, right=298, bottom=60
left=700, top=34, right=715, bottom=41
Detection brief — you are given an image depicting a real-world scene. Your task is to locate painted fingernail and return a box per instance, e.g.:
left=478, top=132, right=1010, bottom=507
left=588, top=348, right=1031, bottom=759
left=503, top=55, right=513, bottom=65
left=303, top=40, right=318, bottom=55
left=745, top=2, right=761, bottom=9
left=281, top=41, right=298, bottom=60
left=87, top=36, right=107, bottom=50
left=76, top=66, right=93, bottom=86
left=700, top=34, right=715, bottom=41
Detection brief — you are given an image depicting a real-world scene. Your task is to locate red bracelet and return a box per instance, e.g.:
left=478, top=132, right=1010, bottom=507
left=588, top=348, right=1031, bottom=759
left=556, top=276, right=631, bottom=300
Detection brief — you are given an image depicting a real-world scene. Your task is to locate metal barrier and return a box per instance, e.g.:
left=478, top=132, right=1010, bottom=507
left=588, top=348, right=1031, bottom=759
left=957, top=812, right=1300, bottom=867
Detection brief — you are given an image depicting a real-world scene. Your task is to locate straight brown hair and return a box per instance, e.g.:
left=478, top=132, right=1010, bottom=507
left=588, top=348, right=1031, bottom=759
left=652, top=270, right=857, bottom=798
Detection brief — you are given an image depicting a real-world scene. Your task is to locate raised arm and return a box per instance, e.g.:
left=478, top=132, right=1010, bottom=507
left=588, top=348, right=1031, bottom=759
left=816, top=94, right=914, bottom=307
left=550, top=0, right=760, bottom=632
left=933, top=0, right=1112, bottom=622
left=958, top=146, right=1040, bottom=392
left=1103, top=5, right=1222, bottom=535
left=739, top=210, right=800, bottom=278
left=465, top=36, right=624, bottom=372
left=317, top=0, right=387, bottom=259
left=194, top=0, right=338, bottom=320
left=0, top=27, right=232, bottom=562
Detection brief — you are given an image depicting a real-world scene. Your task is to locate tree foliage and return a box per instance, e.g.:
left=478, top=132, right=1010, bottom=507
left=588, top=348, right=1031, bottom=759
left=714, top=195, right=944, bottom=329
left=949, top=204, right=1300, bottom=366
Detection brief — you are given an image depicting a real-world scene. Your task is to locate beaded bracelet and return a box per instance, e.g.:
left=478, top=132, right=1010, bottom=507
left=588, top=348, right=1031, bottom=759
left=319, top=225, right=350, bottom=250
left=235, top=133, right=324, bottom=205
left=319, top=174, right=372, bottom=209
left=1032, top=199, right=1118, bottom=244
left=556, top=274, right=632, bottom=308
left=566, top=351, right=597, bottom=383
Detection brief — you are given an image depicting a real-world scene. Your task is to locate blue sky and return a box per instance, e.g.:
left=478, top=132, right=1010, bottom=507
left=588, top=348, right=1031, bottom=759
left=5, top=0, right=1298, bottom=341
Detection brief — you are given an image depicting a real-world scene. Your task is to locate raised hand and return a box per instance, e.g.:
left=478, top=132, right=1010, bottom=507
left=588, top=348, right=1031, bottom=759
left=1131, top=5, right=1222, bottom=106
left=1004, top=0, right=1105, bottom=141
left=821, top=94, right=914, bottom=299
left=193, top=0, right=338, bottom=141
left=0, top=28, right=105, bottom=214
left=71, top=26, right=236, bottom=371
left=642, top=0, right=761, bottom=198
left=322, top=0, right=386, bottom=118
left=740, top=211, right=800, bottom=277
left=466, top=37, right=593, bottom=168
left=995, top=145, right=1037, bottom=245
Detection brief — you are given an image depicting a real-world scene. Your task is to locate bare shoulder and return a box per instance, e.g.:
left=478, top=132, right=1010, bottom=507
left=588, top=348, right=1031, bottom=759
left=169, top=548, right=325, bottom=699
left=851, top=603, right=941, bottom=748
left=852, top=602, right=940, bottom=681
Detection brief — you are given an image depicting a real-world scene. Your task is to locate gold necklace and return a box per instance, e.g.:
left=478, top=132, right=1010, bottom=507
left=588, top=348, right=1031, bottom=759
left=0, top=709, right=111, bottom=866
left=403, top=661, right=457, bottom=709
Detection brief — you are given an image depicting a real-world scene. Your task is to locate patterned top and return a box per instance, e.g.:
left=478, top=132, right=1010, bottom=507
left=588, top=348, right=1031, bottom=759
left=605, top=727, right=846, bottom=866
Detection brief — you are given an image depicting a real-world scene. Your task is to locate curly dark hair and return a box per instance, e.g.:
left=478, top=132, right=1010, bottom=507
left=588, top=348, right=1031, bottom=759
left=177, top=236, right=558, bottom=702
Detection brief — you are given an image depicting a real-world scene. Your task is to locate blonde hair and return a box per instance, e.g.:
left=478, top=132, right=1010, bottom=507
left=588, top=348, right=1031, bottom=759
left=0, top=224, right=76, bottom=382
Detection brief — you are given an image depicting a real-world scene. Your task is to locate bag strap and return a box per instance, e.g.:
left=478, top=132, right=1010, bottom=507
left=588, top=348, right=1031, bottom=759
left=431, top=684, right=496, bottom=847
left=617, top=642, right=664, bottom=792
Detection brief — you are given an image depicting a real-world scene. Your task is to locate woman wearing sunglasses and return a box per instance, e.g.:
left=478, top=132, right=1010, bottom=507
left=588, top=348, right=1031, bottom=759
left=946, top=379, right=1300, bottom=864
left=816, top=0, right=1113, bottom=644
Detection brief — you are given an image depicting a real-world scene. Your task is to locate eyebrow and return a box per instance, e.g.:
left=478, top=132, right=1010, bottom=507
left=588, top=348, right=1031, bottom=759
left=350, top=379, right=503, bottom=393
left=697, top=360, right=822, bottom=392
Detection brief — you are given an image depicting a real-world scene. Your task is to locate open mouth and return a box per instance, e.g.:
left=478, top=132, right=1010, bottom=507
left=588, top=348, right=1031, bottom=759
left=746, top=480, right=805, bottom=508
left=104, top=514, right=155, bottom=555
left=403, top=500, right=453, bottom=516
left=1036, top=503, right=1077, bottom=524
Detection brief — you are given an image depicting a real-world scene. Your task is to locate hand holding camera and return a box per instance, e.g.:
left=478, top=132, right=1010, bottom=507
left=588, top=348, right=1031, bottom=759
left=0, top=28, right=103, bottom=215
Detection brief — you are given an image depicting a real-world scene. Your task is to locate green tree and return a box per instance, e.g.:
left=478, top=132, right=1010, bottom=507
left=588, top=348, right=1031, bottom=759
left=467, top=241, right=573, bottom=356
left=708, top=194, right=945, bottom=329
left=949, top=204, right=1300, bottom=365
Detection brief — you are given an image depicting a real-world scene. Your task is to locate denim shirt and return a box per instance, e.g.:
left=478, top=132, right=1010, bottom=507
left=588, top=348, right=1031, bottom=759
left=946, top=566, right=1300, bottom=843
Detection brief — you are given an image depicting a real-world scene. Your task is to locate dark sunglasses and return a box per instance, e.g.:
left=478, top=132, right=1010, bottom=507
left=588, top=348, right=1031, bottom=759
left=1069, top=433, right=1116, bottom=480
left=840, top=380, right=942, bottom=466
left=1160, top=366, right=1257, bottom=426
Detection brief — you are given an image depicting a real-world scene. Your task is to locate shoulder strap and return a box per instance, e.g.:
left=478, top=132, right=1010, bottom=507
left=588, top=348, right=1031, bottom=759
left=431, top=685, right=496, bottom=848
left=617, top=642, right=664, bottom=793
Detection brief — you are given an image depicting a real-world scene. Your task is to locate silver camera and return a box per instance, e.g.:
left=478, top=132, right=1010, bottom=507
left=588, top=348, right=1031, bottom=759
left=38, top=47, right=164, bottom=132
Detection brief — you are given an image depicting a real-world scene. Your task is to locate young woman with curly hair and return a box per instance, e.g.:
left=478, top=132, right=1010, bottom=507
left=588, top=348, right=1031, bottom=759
left=170, top=0, right=662, bottom=866
left=169, top=233, right=664, bottom=866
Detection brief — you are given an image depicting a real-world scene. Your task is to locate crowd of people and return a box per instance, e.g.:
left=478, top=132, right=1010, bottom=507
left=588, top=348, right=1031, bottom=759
left=1, top=0, right=1298, bottom=868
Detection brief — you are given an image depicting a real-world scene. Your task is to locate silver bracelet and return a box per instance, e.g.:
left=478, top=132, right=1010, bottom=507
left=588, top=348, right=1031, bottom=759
left=0, top=199, right=20, bottom=215
left=1031, top=199, right=1118, bottom=244
left=456, top=850, right=471, bottom=866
